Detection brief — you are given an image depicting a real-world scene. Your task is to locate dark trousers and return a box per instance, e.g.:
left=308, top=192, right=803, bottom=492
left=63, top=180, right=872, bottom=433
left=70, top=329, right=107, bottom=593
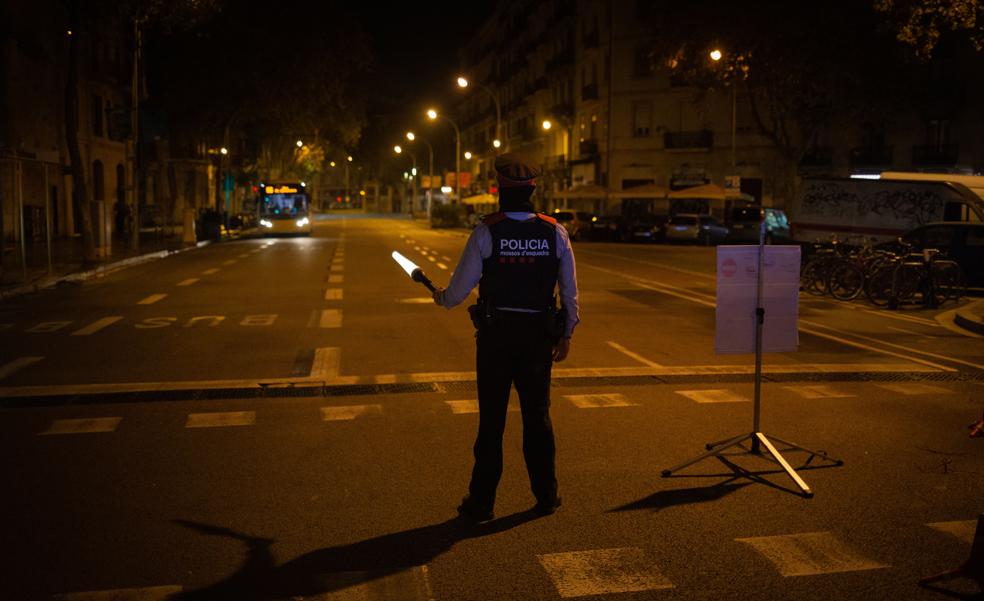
left=469, top=311, right=557, bottom=508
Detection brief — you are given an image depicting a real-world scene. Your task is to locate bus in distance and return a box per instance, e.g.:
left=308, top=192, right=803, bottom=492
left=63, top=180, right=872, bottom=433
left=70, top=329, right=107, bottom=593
left=257, top=182, right=313, bottom=235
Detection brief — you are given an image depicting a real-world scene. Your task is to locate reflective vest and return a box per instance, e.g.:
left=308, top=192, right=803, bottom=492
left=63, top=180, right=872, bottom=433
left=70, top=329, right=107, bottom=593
left=479, top=212, right=560, bottom=310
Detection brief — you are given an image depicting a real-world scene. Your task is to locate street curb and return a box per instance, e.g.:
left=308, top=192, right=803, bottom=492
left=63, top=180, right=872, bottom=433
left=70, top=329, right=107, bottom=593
left=954, top=299, right=984, bottom=336
left=0, top=240, right=211, bottom=301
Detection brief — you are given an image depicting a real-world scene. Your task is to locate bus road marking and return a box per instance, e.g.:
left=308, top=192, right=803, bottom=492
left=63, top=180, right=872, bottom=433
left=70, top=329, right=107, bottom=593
left=565, top=393, right=639, bottom=408
left=177, top=278, right=199, bottom=287
left=320, top=404, right=383, bottom=421
left=675, top=389, right=750, bottom=404
left=324, top=288, right=343, bottom=300
left=71, top=316, right=123, bottom=336
left=202, top=268, right=220, bottom=275
left=185, top=411, right=255, bottom=428
left=0, top=356, right=43, bottom=380
left=736, top=531, right=889, bottom=577
left=137, top=294, right=167, bottom=305
left=26, top=321, right=72, bottom=333
left=41, top=417, right=122, bottom=435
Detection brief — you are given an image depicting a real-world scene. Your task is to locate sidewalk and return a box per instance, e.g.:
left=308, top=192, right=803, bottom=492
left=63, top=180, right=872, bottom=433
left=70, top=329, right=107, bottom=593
left=954, top=297, right=984, bottom=336
left=0, top=229, right=198, bottom=300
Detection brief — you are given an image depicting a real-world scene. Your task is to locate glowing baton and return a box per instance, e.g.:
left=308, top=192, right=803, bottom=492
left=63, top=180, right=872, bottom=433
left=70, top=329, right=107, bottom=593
left=391, top=251, right=437, bottom=292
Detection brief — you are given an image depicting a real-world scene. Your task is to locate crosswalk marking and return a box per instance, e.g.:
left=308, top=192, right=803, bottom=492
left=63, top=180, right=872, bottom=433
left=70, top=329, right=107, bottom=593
left=0, top=356, right=43, bottom=380
left=538, top=547, right=673, bottom=598
left=185, top=411, right=255, bottom=428
left=176, top=278, right=199, bottom=287
left=321, top=404, right=383, bottom=421
left=310, top=347, right=341, bottom=379
left=41, top=417, right=122, bottom=435
left=782, top=385, right=855, bottom=399
left=53, top=585, right=183, bottom=601
left=319, top=309, right=342, bottom=328
left=328, top=274, right=344, bottom=284
left=927, top=520, right=978, bottom=544
left=675, top=389, right=750, bottom=404
left=137, top=294, right=167, bottom=305
left=445, top=399, right=519, bottom=414
left=736, top=531, right=889, bottom=577
left=876, top=383, right=955, bottom=396
left=324, top=288, right=343, bottom=300
left=564, top=393, right=638, bottom=408
left=71, top=316, right=123, bottom=336
left=202, top=268, right=220, bottom=275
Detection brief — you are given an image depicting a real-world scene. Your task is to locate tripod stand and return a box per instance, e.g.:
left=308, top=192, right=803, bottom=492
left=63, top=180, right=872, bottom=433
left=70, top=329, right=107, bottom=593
left=660, top=215, right=842, bottom=497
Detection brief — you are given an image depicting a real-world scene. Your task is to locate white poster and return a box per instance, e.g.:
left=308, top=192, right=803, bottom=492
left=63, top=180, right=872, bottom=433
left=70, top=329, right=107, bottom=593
left=715, top=245, right=800, bottom=354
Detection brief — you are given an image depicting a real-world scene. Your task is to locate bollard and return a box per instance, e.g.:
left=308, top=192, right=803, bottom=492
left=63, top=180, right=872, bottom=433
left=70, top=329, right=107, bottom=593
left=919, top=513, right=984, bottom=592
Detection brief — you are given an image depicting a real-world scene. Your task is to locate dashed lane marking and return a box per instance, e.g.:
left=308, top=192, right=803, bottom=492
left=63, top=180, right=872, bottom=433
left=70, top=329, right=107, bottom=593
left=222, top=259, right=237, bottom=266
left=564, top=393, right=639, bottom=408
left=176, top=278, right=199, bottom=287
left=318, top=309, right=342, bottom=328
left=310, top=347, right=341, bottom=379
left=238, top=253, right=249, bottom=258
left=414, top=246, right=422, bottom=251
left=40, top=417, right=122, bottom=435
left=445, top=399, right=519, bottom=414
left=0, top=356, right=43, bottom=380
left=201, top=268, right=220, bottom=275
left=606, top=341, right=662, bottom=367
left=53, top=585, right=183, bottom=601
left=328, top=274, right=344, bottom=284
left=675, top=389, right=750, bottom=404
left=71, top=316, right=123, bottom=336
left=324, top=288, right=343, bottom=300
left=875, top=383, right=956, bottom=396
left=137, top=294, right=167, bottom=305
left=427, top=256, right=436, bottom=262
left=442, top=255, right=451, bottom=262
left=538, top=547, right=674, bottom=598
left=927, top=520, right=978, bottom=544
left=736, top=531, right=889, bottom=577
left=185, top=411, right=255, bottom=428
left=320, top=404, right=383, bottom=421
left=436, top=262, right=448, bottom=270
left=782, top=385, right=855, bottom=399
left=330, top=264, right=344, bottom=273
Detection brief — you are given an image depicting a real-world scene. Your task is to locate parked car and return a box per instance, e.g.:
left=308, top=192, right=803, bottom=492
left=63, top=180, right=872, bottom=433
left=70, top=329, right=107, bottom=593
left=625, top=213, right=667, bottom=243
left=552, top=210, right=589, bottom=241
left=880, top=221, right=984, bottom=289
left=726, top=207, right=791, bottom=243
left=665, top=213, right=729, bottom=245
left=584, top=215, right=623, bottom=241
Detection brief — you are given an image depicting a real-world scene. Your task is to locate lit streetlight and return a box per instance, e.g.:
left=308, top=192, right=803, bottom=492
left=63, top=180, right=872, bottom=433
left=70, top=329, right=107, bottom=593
left=457, top=75, right=504, bottom=150
left=427, top=108, right=462, bottom=204
left=542, top=120, right=553, bottom=131
left=296, top=139, right=303, bottom=148
left=464, top=151, right=472, bottom=160
left=219, top=147, right=228, bottom=155
left=710, top=49, right=723, bottom=62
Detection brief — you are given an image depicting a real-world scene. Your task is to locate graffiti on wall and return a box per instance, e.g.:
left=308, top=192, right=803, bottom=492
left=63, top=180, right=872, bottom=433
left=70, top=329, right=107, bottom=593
left=800, top=181, right=946, bottom=225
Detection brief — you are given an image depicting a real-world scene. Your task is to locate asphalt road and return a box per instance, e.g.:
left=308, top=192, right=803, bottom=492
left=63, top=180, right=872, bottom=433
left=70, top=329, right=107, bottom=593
left=0, top=213, right=982, bottom=601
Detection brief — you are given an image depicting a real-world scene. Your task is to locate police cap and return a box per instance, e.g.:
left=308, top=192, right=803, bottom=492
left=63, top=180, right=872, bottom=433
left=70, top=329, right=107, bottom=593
left=494, top=153, right=541, bottom=188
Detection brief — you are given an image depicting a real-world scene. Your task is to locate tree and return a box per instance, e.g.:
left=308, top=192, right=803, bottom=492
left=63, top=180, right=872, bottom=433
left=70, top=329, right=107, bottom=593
left=874, top=0, right=984, bottom=58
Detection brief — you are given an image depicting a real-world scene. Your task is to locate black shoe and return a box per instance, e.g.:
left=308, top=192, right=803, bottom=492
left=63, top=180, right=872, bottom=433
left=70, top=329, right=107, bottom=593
left=534, top=496, right=562, bottom=516
left=457, top=495, right=494, bottom=522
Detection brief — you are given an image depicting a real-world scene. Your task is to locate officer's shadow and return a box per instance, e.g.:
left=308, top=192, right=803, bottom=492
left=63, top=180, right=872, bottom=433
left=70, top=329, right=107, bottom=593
left=171, top=510, right=539, bottom=600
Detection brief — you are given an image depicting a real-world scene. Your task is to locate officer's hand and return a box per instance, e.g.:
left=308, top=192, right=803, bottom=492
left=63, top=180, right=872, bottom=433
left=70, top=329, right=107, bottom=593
left=432, top=287, right=445, bottom=306
left=552, top=337, right=571, bottom=362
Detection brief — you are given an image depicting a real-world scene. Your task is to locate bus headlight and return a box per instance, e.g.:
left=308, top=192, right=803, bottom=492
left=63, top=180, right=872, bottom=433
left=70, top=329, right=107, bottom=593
left=260, top=219, right=273, bottom=228
left=296, top=217, right=310, bottom=228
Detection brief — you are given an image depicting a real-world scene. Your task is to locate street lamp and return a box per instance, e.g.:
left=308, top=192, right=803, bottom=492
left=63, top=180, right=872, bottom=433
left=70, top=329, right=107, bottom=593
left=464, top=151, right=472, bottom=160
left=457, top=75, right=503, bottom=150
left=710, top=48, right=736, bottom=173
left=296, top=139, right=303, bottom=148
left=426, top=108, right=461, bottom=204
left=406, top=131, right=434, bottom=218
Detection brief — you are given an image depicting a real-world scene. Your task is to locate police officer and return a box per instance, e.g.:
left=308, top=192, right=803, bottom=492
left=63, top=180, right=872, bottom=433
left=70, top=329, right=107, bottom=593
left=433, top=153, right=580, bottom=522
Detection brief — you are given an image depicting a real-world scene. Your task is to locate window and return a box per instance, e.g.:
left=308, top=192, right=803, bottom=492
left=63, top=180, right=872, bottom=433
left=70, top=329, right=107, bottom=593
left=633, top=46, right=653, bottom=78
left=91, top=94, right=104, bottom=137
left=926, top=119, right=950, bottom=148
left=632, top=101, right=652, bottom=137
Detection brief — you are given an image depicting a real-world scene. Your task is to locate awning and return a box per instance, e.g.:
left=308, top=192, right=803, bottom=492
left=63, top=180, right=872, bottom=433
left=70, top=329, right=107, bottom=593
left=668, top=183, right=750, bottom=200
left=555, top=184, right=610, bottom=199
left=462, top=193, right=497, bottom=206
left=610, top=183, right=668, bottom=199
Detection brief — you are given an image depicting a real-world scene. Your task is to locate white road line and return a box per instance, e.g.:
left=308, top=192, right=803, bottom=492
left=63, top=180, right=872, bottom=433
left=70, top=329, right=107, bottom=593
left=445, top=399, right=519, bottom=414
left=565, top=393, right=639, bottom=408
left=202, top=268, right=220, bottom=275
left=320, top=404, right=383, bottom=421
left=40, top=417, right=122, bottom=435
left=310, top=347, right=341, bottom=379
left=328, top=274, right=344, bottom=284
left=71, top=316, right=123, bottom=336
left=238, top=253, right=250, bottom=258
left=675, top=389, right=750, bottom=404
left=324, top=288, right=343, bottom=300
left=319, top=309, right=342, bottom=328
left=54, top=585, right=183, bottom=601
left=606, top=341, right=663, bottom=367
left=330, top=264, right=344, bottom=272
left=25, top=321, right=71, bottom=333
left=736, top=531, right=889, bottom=577
left=414, top=246, right=422, bottom=251
left=176, top=278, right=199, bottom=287
left=427, top=256, right=436, bottom=262
left=0, top=356, right=43, bottom=380
left=875, top=383, right=956, bottom=396
left=927, top=520, right=978, bottom=544
left=436, top=262, right=448, bottom=270
left=887, top=325, right=935, bottom=339
left=137, top=294, right=167, bottom=305
left=223, top=259, right=237, bottom=266
left=185, top=411, right=255, bottom=428
left=398, top=298, right=434, bottom=304
left=538, top=548, right=673, bottom=598
left=442, top=255, right=451, bottom=262
left=782, top=385, right=855, bottom=399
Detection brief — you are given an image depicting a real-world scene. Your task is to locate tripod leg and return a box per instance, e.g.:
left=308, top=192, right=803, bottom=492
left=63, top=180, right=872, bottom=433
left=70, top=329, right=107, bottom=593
left=662, top=433, right=752, bottom=477
left=755, top=433, right=813, bottom=497
left=766, top=434, right=843, bottom=466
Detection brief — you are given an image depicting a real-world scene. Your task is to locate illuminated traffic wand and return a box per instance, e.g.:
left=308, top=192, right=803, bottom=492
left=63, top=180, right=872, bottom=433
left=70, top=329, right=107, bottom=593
left=391, top=251, right=438, bottom=292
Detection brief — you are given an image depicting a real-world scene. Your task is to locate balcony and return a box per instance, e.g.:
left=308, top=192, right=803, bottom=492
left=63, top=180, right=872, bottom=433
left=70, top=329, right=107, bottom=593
left=912, top=144, right=959, bottom=165
left=799, top=147, right=833, bottom=167
left=663, top=130, right=713, bottom=151
left=849, top=146, right=893, bottom=166
left=581, top=83, right=599, bottom=101
left=579, top=139, right=598, bottom=156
